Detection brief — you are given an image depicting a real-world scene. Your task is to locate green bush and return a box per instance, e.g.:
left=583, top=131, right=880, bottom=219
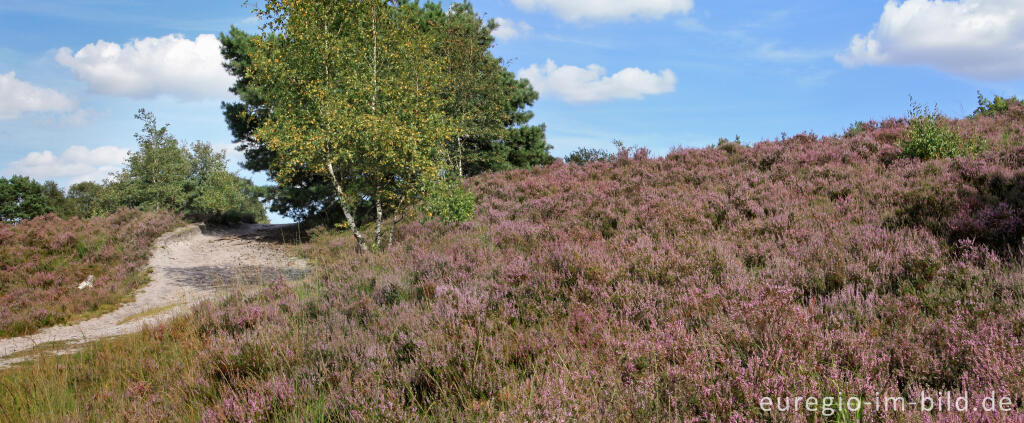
left=842, top=121, right=871, bottom=138
left=565, top=147, right=612, bottom=165
left=421, top=177, right=476, bottom=223
left=901, top=101, right=986, bottom=160
left=972, top=91, right=1023, bottom=118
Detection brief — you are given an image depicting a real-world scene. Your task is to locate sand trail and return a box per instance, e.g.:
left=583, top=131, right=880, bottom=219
left=0, top=223, right=307, bottom=368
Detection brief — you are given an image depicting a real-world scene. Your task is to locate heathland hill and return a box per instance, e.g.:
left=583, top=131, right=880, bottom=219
left=3, top=103, right=1024, bottom=421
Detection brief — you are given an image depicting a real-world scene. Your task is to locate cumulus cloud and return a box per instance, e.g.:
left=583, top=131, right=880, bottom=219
left=0, top=72, right=75, bottom=120
left=492, top=18, right=533, bottom=40
left=518, top=60, right=676, bottom=103
left=837, top=0, right=1024, bottom=80
left=3, top=145, right=129, bottom=184
left=511, top=0, right=694, bottom=22
left=55, top=33, right=234, bottom=101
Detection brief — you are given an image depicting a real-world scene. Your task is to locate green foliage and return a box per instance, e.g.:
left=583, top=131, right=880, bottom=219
left=65, top=182, right=111, bottom=218
left=413, top=2, right=553, bottom=177
left=107, top=110, right=268, bottom=223
left=0, top=176, right=54, bottom=222
left=972, top=91, right=1023, bottom=118
left=220, top=27, right=345, bottom=224
left=107, top=110, right=192, bottom=211
left=901, top=100, right=986, bottom=160
left=565, top=147, right=612, bottom=165
left=843, top=121, right=871, bottom=138
left=421, top=177, right=476, bottom=223
left=188, top=154, right=268, bottom=224
left=248, top=0, right=458, bottom=250
left=500, top=121, right=554, bottom=170
left=219, top=2, right=551, bottom=224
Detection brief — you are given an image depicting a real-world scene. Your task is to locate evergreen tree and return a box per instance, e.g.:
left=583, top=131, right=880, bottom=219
left=0, top=176, right=54, bottom=222
left=219, top=1, right=551, bottom=222
left=413, top=2, right=552, bottom=176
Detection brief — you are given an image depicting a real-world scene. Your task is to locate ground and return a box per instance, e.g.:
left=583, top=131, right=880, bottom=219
left=0, top=223, right=307, bottom=368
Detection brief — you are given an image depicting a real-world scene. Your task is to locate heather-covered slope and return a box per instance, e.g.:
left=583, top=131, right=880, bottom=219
left=2, top=108, right=1024, bottom=421
left=0, top=209, right=181, bottom=337
left=288, top=114, right=1024, bottom=420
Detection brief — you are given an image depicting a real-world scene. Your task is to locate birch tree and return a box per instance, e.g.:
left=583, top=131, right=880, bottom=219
left=248, top=0, right=454, bottom=251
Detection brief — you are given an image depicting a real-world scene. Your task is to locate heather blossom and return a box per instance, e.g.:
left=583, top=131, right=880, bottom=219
left=3, top=106, right=1024, bottom=421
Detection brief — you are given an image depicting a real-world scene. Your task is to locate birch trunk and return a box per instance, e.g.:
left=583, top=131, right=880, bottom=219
left=374, top=195, right=383, bottom=248
left=326, top=162, right=368, bottom=252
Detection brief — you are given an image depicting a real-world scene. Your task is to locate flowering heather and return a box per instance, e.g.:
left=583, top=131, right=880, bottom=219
left=0, top=209, right=181, bottom=337
left=3, top=105, right=1024, bottom=422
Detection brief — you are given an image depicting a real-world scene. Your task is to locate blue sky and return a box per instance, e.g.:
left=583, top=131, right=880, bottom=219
left=2, top=0, right=1023, bottom=222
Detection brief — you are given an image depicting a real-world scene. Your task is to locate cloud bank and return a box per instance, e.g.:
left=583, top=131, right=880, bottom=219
left=837, top=0, right=1024, bottom=80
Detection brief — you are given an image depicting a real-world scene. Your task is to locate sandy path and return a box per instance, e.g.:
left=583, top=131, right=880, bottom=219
left=0, top=223, right=307, bottom=368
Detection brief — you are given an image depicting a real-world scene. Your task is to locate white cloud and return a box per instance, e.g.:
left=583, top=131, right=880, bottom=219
left=55, top=33, right=234, bottom=101
left=212, top=142, right=245, bottom=164
left=3, top=145, right=129, bottom=184
left=511, top=0, right=694, bottom=22
left=837, top=0, right=1024, bottom=80
left=492, top=18, right=533, bottom=41
left=0, top=72, right=74, bottom=120
left=518, top=59, right=676, bottom=103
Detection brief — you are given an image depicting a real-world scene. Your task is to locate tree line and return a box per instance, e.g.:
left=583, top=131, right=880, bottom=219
left=0, top=111, right=266, bottom=224
left=3, top=0, right=553, bottom=243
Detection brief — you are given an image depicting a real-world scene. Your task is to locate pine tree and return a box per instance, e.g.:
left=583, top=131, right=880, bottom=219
left=219, top=1, right=552, bottom=223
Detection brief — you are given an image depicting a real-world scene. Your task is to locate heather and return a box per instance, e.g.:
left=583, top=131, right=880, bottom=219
left=0, top=209, right=181, bottom=337
left=3, top=106, right=1024, bottom=421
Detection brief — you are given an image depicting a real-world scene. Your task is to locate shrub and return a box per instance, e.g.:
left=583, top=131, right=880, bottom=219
left=716, top=136, right=743, bottom=154
left=565, top=147, right=613, bottom=165
left=65, top=181, right=115, bottom=218
left=901, top=101, right=987, bottom=160
left=842, top=121, right=872, bottom=138
left=972, top=91, right=1024, bottom=118
left=420, top=177, right=476, bottom=223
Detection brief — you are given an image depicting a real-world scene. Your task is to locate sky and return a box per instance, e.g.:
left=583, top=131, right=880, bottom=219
left=2, top=0, right=1023, bottom=223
